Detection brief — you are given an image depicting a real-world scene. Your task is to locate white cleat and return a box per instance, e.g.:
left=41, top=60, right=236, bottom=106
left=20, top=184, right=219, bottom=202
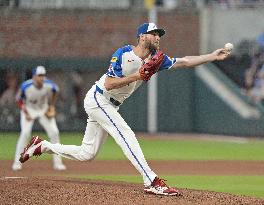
left=12, top=162, right=22, bottom=171
left=53, top=163, right=67, bottom=171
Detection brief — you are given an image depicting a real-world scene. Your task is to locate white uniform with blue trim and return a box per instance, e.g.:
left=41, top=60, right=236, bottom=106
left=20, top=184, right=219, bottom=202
left=96, top=45, right=176, bottom=104
left=13, top=79, right=64, bottom=169
left=42, top=45, right=177, bottom=186
left=19, top=79, right=58, bottom=119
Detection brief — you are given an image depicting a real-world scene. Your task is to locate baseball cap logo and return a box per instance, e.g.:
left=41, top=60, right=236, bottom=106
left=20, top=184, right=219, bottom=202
left=148, top=23, right=157, bottom=31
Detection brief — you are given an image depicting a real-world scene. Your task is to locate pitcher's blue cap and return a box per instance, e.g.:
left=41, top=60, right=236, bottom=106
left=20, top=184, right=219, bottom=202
left=32, top=66, right=46, bottom=76
left=136, top=23, right=165, bottom=38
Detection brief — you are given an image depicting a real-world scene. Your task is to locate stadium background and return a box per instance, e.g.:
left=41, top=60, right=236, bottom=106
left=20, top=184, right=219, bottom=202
left=1, top=0, right=264, bottom=136
left=1, top=1, right=264, bottom=203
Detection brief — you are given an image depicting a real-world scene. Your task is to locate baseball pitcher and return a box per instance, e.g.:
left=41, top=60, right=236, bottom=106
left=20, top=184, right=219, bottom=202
left=18, top=23, right=230, bottom=195
left=12, top=66, right=66, bottom=171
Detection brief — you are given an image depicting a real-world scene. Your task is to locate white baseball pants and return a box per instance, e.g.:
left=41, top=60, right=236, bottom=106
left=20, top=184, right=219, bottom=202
left=42, top=85, right=157, bottom=186
left=13, top=111, right=64, bottom=167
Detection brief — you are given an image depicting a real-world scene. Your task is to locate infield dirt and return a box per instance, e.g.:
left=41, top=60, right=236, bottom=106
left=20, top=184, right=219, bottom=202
left=1, top=160, right=264, bottom=205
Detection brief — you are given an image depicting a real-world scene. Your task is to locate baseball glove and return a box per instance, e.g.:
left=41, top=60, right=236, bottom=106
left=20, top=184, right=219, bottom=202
left=139, top=50, right=164, bottom=81
left=45, top=105, right=56, bottom=118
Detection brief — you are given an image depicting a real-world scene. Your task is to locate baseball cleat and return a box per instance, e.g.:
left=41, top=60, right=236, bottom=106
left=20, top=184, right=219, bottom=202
left=53, top=163, right=67, bottom=171
left=144, top=177, right=181, bottom=196
left=19, top=136, right=43, bottom=163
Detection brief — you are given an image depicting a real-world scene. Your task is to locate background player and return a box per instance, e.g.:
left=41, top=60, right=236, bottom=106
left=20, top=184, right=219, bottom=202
left=12, top=66, right=66, bottom=171
left=18, top=23, right=230, bottom=195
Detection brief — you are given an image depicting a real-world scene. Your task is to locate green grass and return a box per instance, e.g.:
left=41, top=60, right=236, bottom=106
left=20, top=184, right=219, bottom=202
left=2, top=132, right=264, bottom=160
left=71, top=175, right=264, bottom=198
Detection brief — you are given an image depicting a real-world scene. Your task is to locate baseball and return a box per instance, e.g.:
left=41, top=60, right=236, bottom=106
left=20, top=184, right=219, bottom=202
left=224, top=43, right=234, bottom=51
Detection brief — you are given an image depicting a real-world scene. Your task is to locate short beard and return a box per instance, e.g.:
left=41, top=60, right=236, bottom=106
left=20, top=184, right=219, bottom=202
left=145, top=39, right=159, bottom=52
left=145, top=39, right=158, bottom=52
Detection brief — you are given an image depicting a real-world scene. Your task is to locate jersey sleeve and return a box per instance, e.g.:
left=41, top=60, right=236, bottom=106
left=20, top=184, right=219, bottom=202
left=158, top=54, right=177, bottom=71
left=16, top=80, right=31, bottom=108
left=17, top=80, right=32, bottom=101
left=45, top=79, right=59, bottom=93
left=106, top=48, right=123, bottom=78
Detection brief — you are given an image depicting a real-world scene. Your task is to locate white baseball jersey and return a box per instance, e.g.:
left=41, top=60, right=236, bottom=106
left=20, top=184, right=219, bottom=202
left=16, top=79, right=59, bottom=119
left=40, top=45, right=178, bottom=187
left=96, top=45, right=177, bottom=104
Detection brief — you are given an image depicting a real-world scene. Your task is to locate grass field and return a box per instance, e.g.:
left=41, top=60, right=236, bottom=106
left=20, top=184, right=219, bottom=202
left=1, top=132, right=264, bottom=198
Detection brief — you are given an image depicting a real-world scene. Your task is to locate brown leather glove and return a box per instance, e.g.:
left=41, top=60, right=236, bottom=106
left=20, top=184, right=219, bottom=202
left=139, top=50, right=164, bottom=81
left=45, top=105, right=56, bottom=118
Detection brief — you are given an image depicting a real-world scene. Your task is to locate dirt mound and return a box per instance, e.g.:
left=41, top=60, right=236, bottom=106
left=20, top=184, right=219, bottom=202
left=1, top=160, right=264, bottom=205
left=0, top=177, right=263, bottom=205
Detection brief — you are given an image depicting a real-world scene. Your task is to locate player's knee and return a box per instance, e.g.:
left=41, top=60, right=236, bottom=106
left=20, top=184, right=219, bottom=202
left=78, top=145, right=96, bottom=161
left=88, top=152, right=97, bottom=160
left=78, top=153, right=95, bottom=161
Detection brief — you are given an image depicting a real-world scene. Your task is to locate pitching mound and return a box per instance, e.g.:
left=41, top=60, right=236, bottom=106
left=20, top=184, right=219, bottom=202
left=0, top=176, right=263, bottom=205
left=1, top=160, right=264, bottom=205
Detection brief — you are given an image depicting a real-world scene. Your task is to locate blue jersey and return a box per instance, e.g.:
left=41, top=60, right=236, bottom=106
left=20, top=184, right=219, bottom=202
left=96, top=45, right=177, bottom=103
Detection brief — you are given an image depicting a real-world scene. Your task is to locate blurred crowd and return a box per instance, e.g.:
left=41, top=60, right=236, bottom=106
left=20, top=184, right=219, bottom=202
left=244, top=31, right=264, bottom=104
left=0, top=70, right=19, bottom=125
left=0, top=71, right=18, bottom=106
left=1, top=0, right=264, bottom=9
left=207, top=0, right=264, bottom=8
